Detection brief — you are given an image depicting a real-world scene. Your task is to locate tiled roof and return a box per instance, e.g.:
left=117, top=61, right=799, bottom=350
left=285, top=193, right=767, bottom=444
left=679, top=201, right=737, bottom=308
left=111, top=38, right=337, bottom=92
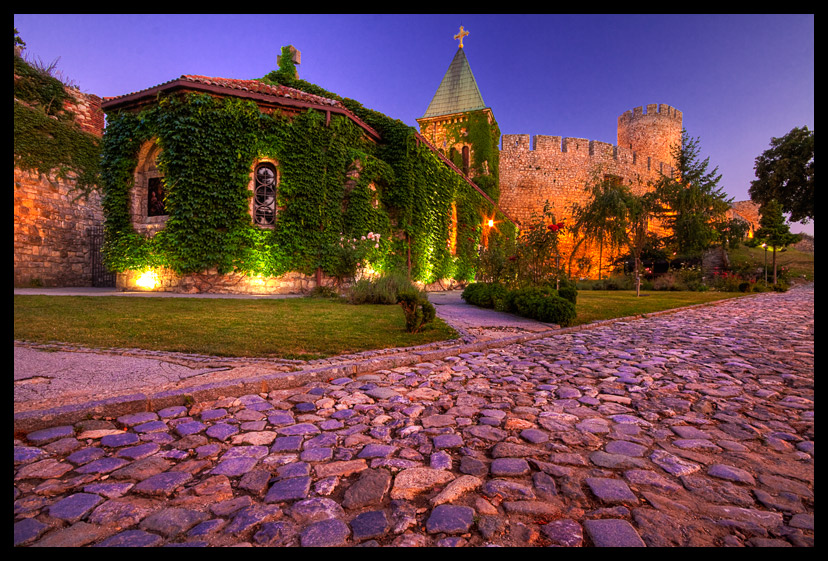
left=422, top=48, right=487, bottom=119
left=102, top=74, right=344, bottom=109
left=101, top=73, right=379, bottom=140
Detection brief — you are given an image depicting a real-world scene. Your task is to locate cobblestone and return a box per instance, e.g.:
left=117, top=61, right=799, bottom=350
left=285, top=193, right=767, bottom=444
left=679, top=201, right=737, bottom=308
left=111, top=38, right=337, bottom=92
left=13, top=285, right=813, bottom=546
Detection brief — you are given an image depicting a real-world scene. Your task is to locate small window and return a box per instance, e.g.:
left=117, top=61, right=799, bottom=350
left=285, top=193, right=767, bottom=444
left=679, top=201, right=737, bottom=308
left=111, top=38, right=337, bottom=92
left=253, top=163, right=277, bottom=226
left=147, top=177, right=167, bottom=217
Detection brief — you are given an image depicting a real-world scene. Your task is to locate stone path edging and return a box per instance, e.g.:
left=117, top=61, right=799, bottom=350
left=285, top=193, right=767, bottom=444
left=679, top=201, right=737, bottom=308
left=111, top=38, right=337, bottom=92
left=14, top=292, right=762, bottom=433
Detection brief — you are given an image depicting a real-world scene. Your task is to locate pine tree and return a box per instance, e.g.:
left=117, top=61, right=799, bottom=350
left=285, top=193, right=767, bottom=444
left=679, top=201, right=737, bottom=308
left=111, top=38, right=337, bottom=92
left=754, top=199, right=801, bottom=285
left=656, top=129, right=732, bottom=255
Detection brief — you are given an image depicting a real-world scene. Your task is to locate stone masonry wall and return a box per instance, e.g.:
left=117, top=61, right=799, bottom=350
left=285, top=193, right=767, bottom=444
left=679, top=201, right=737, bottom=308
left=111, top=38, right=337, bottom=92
left=497, top=104, right=681, bottom=278
left=13, top=88, right=105, bottom=287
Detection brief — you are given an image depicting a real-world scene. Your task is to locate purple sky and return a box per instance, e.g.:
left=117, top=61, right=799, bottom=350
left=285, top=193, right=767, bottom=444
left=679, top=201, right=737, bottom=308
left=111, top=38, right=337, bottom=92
left=14, top=14, right=814, bottom=234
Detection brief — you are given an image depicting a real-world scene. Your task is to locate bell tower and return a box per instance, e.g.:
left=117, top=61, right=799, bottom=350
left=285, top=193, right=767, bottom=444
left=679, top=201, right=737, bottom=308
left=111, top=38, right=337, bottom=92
left=416, top=26, right=496, bottom=179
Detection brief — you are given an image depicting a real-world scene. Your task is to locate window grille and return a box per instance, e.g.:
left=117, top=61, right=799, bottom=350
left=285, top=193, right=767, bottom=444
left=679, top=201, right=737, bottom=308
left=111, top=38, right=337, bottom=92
left=254, top=163, right=277, bottom=226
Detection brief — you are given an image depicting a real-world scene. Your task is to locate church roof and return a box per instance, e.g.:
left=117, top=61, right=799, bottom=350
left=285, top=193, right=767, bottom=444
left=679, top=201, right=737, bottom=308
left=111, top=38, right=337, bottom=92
left=101, top=74, right=380, bottom=141
left=421, top=48, right=487, bottom=119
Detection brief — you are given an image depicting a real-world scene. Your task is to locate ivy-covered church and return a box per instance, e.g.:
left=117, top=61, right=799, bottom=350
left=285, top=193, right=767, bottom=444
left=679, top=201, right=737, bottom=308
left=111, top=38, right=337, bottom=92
left=100, top=44, right=507, bottom=294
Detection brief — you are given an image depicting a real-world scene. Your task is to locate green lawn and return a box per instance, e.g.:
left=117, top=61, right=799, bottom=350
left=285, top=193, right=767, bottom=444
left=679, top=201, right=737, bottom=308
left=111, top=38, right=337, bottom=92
left=13, top=295, right=458, bottom=360
left=727, top=244, right=814, bottom=282
left=572, top=290, right=747, bottom=326
left=14, top=290, right=753, bottom=359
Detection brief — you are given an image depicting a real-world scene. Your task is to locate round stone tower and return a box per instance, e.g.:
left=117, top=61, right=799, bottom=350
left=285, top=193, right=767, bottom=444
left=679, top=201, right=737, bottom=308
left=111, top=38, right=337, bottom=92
left=617, top=104, right=682, bottom=172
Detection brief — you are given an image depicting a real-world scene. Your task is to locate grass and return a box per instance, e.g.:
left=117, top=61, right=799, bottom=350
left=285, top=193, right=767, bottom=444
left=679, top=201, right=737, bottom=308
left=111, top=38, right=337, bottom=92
left=13, top=295, right=458, bottom=360
left=727, top=244, right=814, bottom=282
left=571, top=290, right=747, bottom=326
left=15, top=288, right=757, bottom=359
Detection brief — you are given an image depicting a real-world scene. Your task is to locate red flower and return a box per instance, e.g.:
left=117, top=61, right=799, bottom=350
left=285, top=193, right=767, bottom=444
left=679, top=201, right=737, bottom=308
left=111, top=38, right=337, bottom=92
left=508, top=255, right=517, bottom=261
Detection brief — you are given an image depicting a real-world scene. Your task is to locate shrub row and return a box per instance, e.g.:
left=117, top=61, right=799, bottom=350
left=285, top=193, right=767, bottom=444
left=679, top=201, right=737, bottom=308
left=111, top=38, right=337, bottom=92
left=461, top=282, right=577, bottom=327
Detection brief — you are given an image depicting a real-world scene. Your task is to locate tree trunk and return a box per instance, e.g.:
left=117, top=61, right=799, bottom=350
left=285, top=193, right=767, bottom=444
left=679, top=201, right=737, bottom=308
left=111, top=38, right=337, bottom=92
left=635, top=256, right=641, bottom=297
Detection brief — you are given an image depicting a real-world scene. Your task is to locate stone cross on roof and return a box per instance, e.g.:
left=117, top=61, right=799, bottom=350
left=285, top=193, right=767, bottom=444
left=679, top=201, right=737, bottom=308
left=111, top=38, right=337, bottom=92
left=454, top=26, right=469, bottom=48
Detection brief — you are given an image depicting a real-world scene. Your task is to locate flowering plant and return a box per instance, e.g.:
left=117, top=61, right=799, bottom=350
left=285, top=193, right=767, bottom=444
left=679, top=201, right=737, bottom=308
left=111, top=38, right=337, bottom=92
left=329, top=231, right=382, bottom=286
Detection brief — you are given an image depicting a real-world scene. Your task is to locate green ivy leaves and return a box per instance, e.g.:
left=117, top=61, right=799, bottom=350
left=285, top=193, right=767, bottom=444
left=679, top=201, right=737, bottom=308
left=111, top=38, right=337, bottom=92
left=100, top=87, right=497, bottom=285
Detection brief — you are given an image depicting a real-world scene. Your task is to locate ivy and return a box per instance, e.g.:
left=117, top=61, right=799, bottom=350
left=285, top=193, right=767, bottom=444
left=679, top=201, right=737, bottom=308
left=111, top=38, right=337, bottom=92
left=101, top=57, right=505, bottom=285
left=13, top=53, right=100, bottom=194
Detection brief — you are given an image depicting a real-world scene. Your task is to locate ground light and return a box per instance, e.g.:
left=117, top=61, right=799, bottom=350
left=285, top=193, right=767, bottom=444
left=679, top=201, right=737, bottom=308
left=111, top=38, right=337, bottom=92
left=135, top=269, right=159, bottom=290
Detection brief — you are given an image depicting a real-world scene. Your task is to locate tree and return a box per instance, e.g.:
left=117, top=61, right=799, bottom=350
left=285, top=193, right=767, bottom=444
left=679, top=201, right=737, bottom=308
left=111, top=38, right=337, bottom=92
left=621, top=190, right=661, bottom=297
left=753, top=199, right=801, bottom=284
left=569, top=175, right=629, bottom=280
left=712, top=216, right=750, bottom=250
left=655, top=129, right=733, bottom=255
left=513, top=201, right=565, bottom=288
left=570, top=179, right=660, bottom=296
left=749, top=126, right=814, bottom=224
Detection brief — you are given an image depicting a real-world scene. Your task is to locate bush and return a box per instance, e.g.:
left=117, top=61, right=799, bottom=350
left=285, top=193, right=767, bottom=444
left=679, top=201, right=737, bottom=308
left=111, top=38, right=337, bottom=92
left=463, top=281, right=578, bottom=327
left=307, top=285, right=340, bottom=299
left=508, top=285, right=558, bottom=317
left=534, top=294, right=577, bottom=326
left=557, top=278, right=578, bottom=305
left=396, top=288, right=436, bottom=333
left=461, top=282, right=508, bottom=309
left=348, top=272, right=413, bottom=305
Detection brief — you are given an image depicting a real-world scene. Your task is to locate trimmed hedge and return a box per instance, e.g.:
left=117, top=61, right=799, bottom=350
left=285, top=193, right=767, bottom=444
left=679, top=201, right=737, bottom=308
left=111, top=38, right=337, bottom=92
left=461, top=282, right=577, bottom=327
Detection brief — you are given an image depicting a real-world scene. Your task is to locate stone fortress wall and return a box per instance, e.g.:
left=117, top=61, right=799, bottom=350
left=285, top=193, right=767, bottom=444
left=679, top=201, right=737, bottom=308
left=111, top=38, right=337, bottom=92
left=498, top=103, right=710, bottom=277
left=498, top=103, right=682, bottom=227
left=13, top=84, right=106, bottom=287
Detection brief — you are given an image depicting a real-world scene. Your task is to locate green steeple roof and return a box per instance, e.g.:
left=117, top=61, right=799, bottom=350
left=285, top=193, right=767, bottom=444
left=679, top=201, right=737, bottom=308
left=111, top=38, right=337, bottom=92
left=422, top=47, right=487, bottom=119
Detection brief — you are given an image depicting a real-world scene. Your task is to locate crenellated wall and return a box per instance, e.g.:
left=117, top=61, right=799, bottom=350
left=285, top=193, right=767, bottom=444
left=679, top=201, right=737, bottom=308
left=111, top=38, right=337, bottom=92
left=497, top=104, right=682, bottom=278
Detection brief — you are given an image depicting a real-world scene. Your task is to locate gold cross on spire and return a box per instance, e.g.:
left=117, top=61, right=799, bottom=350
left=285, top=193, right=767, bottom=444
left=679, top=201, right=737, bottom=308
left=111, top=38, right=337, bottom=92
left=454, top=26, right=469, bottom=48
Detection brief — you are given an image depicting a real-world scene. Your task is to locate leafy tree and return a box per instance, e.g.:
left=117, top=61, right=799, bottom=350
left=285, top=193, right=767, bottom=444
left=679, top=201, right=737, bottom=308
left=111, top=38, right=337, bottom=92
left=753, top=199, right=801, bottom=284
left=510, top=201, right=565, bottom=288
left=655, top=129, right=732, bottom=255
left=571, top=179, right=660, bottom=296
left=14, top=27, right=26, bottom=49
left=749, top=126, right=814, bottom=224
left=621, top=190, right=661, bottom=297
left=568, top=175, right=629, bottom=280
left=713, top=216, right=750, bottom=250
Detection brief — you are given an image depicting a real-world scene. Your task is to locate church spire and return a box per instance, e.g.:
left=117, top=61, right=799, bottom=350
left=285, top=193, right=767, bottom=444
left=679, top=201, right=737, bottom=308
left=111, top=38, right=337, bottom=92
left=421, top=39, right=486, bottom=119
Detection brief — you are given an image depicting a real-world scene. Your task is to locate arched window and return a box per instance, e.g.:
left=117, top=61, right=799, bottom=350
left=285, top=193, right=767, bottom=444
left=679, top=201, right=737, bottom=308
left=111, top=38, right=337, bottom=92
left=130, top=139, right=168, bottom=237
left=253, top=162, right=278, bottom=227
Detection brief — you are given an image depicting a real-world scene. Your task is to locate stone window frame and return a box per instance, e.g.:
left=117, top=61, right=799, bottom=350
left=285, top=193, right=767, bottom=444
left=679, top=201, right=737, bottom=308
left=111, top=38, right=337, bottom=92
left=248, top=158, right=280, bottom=229
left=131, top=139, right=168, bottom=237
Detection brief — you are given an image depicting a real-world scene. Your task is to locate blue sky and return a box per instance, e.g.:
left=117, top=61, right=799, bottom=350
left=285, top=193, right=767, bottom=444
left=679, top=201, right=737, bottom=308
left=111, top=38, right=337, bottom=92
left=14, top=13, right=814, bottom=234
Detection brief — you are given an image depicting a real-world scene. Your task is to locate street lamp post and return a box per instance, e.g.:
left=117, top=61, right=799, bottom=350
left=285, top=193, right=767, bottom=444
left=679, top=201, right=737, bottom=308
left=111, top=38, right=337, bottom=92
left=761, top=243, right=768, bottom=284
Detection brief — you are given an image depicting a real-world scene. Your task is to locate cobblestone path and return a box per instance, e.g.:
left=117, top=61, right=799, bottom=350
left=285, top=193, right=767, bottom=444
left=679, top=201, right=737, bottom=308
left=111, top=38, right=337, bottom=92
left=14, top=286, right=813, bottom=547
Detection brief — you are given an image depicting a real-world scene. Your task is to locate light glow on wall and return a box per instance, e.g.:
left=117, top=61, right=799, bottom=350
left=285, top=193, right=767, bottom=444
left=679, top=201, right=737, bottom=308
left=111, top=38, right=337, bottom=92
left=135, top=269, right=159, bottom=290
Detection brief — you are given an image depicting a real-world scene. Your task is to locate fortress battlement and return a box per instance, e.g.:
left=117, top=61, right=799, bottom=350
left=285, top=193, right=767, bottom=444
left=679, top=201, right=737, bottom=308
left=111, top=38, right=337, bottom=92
left=618, top=103, right=682, bottom=124
left=500, top=134, right=674, bottom=177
